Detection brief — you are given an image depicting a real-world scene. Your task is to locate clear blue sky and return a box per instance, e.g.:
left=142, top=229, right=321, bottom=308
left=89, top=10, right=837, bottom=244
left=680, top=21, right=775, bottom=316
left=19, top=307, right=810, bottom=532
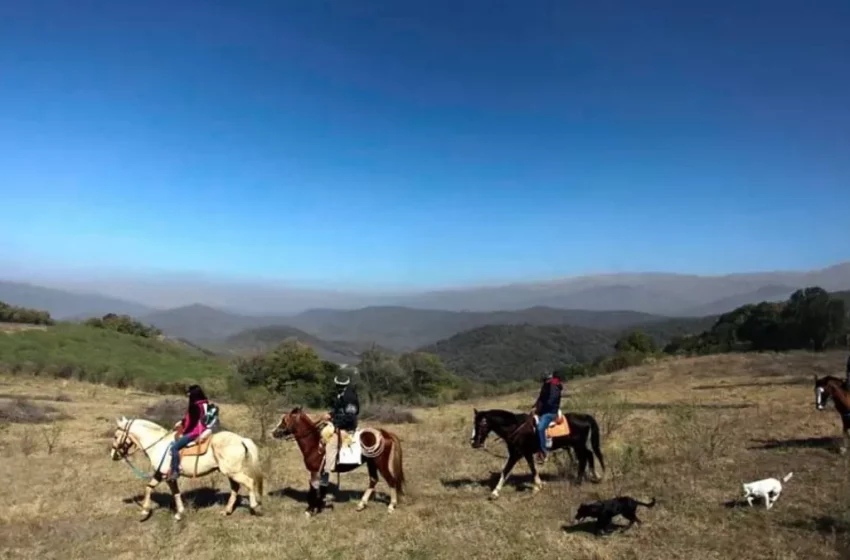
left=1, top=0, right=848, bottom=289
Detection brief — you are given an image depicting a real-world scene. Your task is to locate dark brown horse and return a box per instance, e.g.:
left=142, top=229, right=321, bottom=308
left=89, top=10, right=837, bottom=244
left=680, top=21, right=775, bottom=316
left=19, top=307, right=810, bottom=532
left=471, top=408, right=604, bottom=499
left=271, top=407, right=405, bottom=516
left=813, top=375, right=850, bottom=453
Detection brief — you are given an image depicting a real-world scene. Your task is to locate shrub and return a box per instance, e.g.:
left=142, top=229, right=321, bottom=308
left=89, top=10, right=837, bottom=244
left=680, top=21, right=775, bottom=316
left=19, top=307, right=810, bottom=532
left=360, top=404, right=419, bottom=425
left=0, top=398, right=66, bottom=424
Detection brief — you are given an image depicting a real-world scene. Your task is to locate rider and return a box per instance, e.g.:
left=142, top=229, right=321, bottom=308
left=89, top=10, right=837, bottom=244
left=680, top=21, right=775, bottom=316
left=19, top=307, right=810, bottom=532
left=322, top=375, right=360, bottom=472
left=533, top=371, right=563, bottom=463
left=167, top=384, right=212, bottom=481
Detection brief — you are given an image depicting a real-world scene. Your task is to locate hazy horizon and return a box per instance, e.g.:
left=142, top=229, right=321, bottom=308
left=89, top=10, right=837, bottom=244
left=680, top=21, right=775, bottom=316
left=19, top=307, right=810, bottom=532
left=2, top=2, right=849, bottom=295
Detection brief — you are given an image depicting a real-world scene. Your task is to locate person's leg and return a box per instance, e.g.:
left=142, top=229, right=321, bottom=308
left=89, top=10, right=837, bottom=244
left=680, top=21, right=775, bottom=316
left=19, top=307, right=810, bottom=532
left=169, top=434, right=194, bottom=479
left=537, top=413, right=555, bottom=454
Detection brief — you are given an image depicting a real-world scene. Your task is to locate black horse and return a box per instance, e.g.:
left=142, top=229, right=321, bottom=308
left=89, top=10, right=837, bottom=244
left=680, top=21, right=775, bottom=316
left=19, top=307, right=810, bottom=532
left=470, top=408, right=605, bottom=499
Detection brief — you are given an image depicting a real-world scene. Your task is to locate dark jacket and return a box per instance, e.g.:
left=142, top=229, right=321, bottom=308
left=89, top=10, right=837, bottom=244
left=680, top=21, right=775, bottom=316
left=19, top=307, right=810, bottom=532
left=534, top=376, right=563, bottom=416
left=331, top=385, right=360, bottom=431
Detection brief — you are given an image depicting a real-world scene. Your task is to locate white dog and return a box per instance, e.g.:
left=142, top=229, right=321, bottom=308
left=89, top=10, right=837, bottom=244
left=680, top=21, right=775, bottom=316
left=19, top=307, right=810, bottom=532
left=742, top=472, right=793, bottom=509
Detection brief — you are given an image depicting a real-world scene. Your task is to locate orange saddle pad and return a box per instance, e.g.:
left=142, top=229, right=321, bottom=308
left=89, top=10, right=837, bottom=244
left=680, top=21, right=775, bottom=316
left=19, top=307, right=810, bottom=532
left=179, top=437, right=212, bottom=458
left=545, top=416, right=571, bottom=438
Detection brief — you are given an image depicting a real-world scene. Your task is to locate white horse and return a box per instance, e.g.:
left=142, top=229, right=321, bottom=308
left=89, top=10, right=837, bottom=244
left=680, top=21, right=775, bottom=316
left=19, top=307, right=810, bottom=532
left=110, top=416, right=264, bottom=521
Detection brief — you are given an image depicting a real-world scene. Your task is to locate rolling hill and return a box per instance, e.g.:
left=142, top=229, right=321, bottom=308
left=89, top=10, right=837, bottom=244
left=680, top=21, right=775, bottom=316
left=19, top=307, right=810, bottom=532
left=0, top=280, right=153, bottom=319
left=217, top=325, right=375, bottom=364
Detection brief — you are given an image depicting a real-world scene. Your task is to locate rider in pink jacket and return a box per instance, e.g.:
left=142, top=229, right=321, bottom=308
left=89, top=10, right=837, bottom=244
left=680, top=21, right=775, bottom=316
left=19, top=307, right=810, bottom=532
left=167, top=384, right=210, bottom=480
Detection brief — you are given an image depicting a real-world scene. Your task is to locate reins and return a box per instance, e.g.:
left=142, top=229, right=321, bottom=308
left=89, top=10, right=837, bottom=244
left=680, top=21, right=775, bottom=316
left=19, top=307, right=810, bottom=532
left=114, top=418, right=173, bottom=480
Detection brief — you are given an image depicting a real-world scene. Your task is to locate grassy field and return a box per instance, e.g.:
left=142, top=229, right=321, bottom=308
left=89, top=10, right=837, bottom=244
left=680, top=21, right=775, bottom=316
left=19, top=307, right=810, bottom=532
left=0, top=323, right=230, bottom=392
left=1, top=351, right=849, bottom=559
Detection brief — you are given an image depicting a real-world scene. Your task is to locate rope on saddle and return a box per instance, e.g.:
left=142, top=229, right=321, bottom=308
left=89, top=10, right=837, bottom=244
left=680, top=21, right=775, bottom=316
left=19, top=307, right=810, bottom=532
left=359, top=428, right=385, bottom=458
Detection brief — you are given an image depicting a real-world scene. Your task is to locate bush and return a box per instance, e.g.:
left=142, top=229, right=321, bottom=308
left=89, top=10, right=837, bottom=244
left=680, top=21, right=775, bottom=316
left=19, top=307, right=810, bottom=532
left=359, top=404, right=419, bottom=425
left=0, top=398, right=66, bottom=424
left=0, top=300, right=54, bottom=325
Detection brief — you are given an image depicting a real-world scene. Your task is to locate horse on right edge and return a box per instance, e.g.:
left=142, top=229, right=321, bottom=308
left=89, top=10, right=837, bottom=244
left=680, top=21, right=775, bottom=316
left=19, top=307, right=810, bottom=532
left=813, top=374, right=850, bottom=453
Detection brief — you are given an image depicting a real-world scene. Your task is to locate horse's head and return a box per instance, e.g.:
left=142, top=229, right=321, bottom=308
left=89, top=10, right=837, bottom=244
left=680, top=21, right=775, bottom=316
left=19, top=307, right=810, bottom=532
left=470, top=408, right=491, bottom=449
left=110, top=416, right=138, bottom=461
left=814, top=375, right=844, bottom=411
left=271, top=407, right=304, bottom=440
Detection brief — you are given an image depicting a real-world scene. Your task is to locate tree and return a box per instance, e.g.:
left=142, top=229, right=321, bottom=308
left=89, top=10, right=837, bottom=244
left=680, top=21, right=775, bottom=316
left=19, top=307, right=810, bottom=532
left=84, top=313, right=161, bottom=338
left=398, top=351, right=456, bottom=400
left=356, top=344, right=406, bottom=403
left=614, top=329, right=658, bottom=355
left=234, top=339, right=327, bottom=406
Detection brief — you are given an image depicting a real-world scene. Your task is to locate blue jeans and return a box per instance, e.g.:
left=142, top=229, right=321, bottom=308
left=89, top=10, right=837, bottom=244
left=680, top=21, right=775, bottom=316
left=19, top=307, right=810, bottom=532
left=537, top=413, right=556, bottom=455
left=169, top=434, right=195, bottom=475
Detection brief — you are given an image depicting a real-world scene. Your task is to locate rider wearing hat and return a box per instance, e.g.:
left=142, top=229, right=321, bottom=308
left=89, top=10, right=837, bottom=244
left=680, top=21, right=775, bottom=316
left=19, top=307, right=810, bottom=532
left=321, top=374, right=360, bottom=474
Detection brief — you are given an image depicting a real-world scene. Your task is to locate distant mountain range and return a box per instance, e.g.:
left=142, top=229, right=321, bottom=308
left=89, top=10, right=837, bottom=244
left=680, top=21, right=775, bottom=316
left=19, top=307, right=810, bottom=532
left=4, top=262, right=848, bottom=317
left=2, top=261, right=849, bottom=354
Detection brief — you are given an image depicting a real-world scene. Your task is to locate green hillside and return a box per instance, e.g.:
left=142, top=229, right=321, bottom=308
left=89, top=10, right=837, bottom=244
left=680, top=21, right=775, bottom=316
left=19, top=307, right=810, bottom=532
left=0, top=322, right=230, bottom=392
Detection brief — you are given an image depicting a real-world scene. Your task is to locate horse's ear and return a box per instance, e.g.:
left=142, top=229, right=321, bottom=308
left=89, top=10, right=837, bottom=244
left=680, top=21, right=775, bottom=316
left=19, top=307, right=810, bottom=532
left=473, top=408, right=478, bottom=415
left=813, top=374, right=818, bottom=384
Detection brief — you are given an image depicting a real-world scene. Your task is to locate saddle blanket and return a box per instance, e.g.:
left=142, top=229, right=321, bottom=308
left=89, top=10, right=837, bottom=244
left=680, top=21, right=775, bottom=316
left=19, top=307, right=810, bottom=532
left=533, top=411, right=571, bottom=438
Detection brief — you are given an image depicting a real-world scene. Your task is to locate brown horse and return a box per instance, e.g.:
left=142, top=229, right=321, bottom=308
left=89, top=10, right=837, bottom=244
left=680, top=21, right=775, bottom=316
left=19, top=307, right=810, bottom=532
left=813, top=375, right=850, bottom=453
left=271, top=407, right=405, bottom=516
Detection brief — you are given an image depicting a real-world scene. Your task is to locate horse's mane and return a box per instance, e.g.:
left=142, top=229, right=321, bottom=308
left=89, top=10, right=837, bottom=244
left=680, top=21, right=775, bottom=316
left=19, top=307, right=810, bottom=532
left=122, top=418, right=169, bottom=434
left=479, top=409, right=527, bottom=424
left=818, top=375, right=845, bottom=386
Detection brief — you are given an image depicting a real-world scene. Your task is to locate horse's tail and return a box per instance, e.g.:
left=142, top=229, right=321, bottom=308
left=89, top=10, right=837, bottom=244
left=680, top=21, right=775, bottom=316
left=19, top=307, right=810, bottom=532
left=782, top=472, right=793, bottom=483
left=241, top=438, right=264, bottom=497
left=387, top=431, right=405, bottom=496
left=588, top=415, right=605, bottom=473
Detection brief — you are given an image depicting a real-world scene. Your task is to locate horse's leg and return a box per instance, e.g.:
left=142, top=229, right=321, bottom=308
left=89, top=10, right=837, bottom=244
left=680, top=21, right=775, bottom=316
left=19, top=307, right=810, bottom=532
left=139, top=474, right=161, bottom=521
left=842, top=418, right=850, bottom=455
left=305, top=472, right=322, bottom=517
left=166, top=479, right=186, bottom=521
left=490, top=451, right=520, bottom=500
left=229, top=472, right=260, bottom=515
left=223, top=478, right=240, bottom=516
left=357, top=460, right=379, bottom=512
left=575, top=446, right=589, bottom=485
left=524, top=452, right=543, bottom=494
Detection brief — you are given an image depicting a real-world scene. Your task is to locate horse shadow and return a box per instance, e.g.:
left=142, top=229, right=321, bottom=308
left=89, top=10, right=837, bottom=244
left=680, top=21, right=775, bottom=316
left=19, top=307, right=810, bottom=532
left=723, top=499, right=751, bottom=509
left=123, top=487, right=231, bottom=510
left=748, top=436, right=837, bottom=453
left=440, top=471, right=562, bottom=492
left=269, top=485, right=388, bottom=506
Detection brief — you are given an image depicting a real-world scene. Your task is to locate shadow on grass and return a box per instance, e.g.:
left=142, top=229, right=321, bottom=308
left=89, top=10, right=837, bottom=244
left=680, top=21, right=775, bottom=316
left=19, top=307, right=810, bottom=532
left=440, top=471, right=563, bottom=492
left=124, top=487, right=231, bottom=510
left=561, top=522, right=632, bottom=536
left=624, top=402, right=753, bottom=411
left=748, top=436, right=837, bottom=452
left=784, top=516, right=850, bottom=536
left=693, top=379, right=808, bottom=390
left=269, top=485, right=387, bottom=505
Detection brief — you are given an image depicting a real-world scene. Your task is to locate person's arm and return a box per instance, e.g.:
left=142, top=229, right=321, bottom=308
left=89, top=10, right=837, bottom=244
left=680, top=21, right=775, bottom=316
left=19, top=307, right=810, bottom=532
left=533, top=384, right=548, bottom=414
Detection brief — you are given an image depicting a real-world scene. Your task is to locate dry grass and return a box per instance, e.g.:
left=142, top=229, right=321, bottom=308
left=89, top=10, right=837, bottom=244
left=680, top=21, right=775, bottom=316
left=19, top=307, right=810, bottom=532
left=1, top=351, right=849, bottom=559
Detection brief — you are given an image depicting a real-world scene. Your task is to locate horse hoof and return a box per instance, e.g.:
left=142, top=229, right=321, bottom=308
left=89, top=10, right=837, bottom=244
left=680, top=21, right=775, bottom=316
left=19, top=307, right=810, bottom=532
left=387, top=505, right=395, bottom=513
left=304, top=511, right=313, bottom=518
left=532, top=486, right=541, bottom=494
left=489, top=492, right=500, bottom=501
left=139, top=510, right=152, bottom=522
left=174, top=513, right=183, bottom=522
left=222, top=509, right=233, bottom=516
left=356, top=503, right=366, bottom=512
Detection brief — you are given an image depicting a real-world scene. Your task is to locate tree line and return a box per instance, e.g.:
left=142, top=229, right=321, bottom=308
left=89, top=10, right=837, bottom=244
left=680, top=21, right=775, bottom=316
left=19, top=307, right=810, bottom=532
left=84, top=313, right=163, bottom=338
left=0, top=300, right=54, bottom=325
left=664, top=287, right=847, bottom=355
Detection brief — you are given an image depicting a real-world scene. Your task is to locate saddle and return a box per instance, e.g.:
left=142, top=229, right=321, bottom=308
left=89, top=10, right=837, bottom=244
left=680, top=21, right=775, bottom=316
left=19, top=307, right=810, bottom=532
left=319, top=423, right=363, bottom=468
left=178, top=429, right=212, bottom=458
left=534, top=411, right=571, bottom=438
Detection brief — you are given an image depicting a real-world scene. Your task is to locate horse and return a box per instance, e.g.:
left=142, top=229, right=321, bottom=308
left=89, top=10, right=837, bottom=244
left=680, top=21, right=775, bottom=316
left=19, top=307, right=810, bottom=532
left=813, top=375, right=850, bottom=453
left=470, top=408, right=605, bottom=499
left=271, top=407, right=405, bottom=516
left=110, top=416, right=264, bottom=521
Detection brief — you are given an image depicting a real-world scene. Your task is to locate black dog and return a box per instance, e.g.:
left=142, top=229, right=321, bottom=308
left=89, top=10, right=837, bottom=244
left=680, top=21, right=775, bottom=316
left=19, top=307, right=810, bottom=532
left=574, top=496, right=656, bottom=535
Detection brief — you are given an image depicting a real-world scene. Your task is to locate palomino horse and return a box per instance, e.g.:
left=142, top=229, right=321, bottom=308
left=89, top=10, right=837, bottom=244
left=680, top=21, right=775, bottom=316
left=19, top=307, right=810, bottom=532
left=110, top=417, right=264, bottom=521
left=271, top=407, right=405, bottom=516
left=813, top=375, right=850, bottom=453
left=471, top=408, right=605, bottom=499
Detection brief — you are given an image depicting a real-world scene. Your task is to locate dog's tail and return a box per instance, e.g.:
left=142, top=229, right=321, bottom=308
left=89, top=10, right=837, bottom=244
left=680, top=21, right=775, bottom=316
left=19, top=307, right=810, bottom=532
left=636, top=498, right=656, bottom=509
left=782, top=472, right=793, bottom=483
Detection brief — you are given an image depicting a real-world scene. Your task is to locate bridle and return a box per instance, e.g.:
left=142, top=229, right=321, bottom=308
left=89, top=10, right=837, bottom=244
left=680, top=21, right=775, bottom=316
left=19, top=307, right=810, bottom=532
left=112, top=418, right=173, bottom=479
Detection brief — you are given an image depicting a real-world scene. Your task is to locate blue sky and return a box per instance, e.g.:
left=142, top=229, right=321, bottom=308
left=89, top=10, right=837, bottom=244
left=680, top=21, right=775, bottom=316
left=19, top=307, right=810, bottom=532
left=1, top=0, right=848, bottom=289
